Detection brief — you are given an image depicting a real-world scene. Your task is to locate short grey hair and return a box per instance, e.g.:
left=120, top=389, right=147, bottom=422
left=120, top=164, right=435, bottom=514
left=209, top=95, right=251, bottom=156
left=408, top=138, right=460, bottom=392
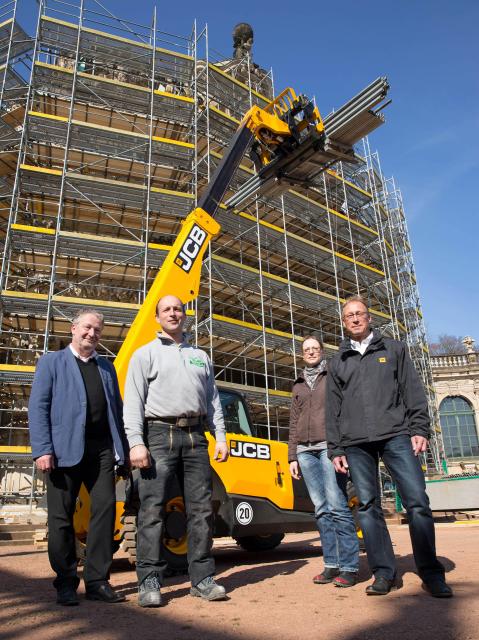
left=71, top=308, right=105, bottom=326
left=341, top=295, right=369, bottom=317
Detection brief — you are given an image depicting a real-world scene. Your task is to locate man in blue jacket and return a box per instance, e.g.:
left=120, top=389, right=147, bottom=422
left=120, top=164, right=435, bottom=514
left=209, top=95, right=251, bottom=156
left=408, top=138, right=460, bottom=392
left=29, top=308, right=128, bottom=605
left=327, top=295, right=452, bottom=598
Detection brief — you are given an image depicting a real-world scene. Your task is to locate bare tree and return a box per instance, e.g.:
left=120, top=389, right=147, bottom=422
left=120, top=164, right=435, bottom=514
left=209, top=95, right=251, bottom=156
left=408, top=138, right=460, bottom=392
left=429, top=334, right=467, bottom=356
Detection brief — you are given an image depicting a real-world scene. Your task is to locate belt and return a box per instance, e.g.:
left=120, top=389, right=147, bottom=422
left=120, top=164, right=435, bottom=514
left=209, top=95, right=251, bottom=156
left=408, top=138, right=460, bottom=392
left=146, top=416, right=206, bottom=427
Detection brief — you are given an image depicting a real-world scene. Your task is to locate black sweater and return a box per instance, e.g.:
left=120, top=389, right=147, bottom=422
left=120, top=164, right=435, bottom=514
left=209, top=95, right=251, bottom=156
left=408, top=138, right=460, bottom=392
left=75, top=358, right=110, bottom=441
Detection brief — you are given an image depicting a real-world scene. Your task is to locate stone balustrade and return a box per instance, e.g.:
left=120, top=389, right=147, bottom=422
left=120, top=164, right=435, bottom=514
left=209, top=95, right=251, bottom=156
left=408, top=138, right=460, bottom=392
left=431, top=353, right=478, bottom=368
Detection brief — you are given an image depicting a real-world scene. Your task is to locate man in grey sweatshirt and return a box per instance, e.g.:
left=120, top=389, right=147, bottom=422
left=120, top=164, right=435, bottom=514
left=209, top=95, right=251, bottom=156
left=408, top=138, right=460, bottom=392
left=124, top=294, right=229, bottom=607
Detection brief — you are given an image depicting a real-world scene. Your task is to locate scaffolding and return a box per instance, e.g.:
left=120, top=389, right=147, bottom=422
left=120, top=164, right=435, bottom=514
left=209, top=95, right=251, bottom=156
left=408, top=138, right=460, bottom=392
left=0, top=0, right=445, bottom=492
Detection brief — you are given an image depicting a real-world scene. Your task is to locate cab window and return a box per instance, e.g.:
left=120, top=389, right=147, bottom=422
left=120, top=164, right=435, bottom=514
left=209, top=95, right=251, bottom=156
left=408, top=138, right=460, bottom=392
left=219, top=391, right=252, bottom=436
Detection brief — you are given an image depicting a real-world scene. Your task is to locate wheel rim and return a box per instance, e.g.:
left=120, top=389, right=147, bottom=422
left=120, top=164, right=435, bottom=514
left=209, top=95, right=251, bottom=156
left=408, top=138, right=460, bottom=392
left=163, top=496, right=188, bottom=556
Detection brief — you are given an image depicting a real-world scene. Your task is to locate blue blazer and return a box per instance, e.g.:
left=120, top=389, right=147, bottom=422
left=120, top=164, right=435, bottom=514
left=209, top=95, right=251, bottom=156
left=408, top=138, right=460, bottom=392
left=28, top=346, right=128, bottom=467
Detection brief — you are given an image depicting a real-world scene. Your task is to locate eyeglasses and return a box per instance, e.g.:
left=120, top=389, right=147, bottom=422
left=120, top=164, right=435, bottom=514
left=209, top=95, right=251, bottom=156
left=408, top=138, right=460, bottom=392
left=343, top=311, right=369, bottom=321
left=303, top=347, right=321, bottom=353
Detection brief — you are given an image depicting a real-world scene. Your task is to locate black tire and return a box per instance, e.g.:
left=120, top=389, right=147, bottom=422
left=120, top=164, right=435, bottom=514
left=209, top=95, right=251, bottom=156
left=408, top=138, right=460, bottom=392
left=120, top=514, right=138, bottom=565
left=75, top=537, right=86, bottom=564
left=234, top=533, right=284, bottom=552
left=161, top=541, right=188, bottom=574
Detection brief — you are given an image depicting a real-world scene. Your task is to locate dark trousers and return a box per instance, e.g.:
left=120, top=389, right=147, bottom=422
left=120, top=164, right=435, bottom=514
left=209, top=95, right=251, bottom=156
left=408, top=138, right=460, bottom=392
left=136, top=423, right=214, bottom=587
left=46, top=439, right=115, bottom=590
left=345, top=434, right=445, bottom=583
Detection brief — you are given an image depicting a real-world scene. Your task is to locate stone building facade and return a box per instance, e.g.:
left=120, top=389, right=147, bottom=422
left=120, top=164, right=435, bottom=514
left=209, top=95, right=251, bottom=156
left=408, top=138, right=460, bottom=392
left=431, top=337, right=479, bottom=474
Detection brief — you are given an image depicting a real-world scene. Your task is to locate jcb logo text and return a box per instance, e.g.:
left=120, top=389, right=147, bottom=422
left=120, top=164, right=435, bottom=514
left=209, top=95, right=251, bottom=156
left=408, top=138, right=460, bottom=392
left=174, top=225, right=207, bottom=273
left=230, top=440, right=271, bottom=460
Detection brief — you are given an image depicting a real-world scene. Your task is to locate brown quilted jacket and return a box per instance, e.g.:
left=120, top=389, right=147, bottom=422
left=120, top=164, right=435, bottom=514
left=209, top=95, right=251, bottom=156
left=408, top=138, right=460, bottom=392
left=288, top=367, right=327, bottom=462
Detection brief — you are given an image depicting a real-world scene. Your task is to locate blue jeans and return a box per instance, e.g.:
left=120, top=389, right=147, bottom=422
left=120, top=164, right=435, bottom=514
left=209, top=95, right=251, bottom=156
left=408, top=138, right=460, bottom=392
left=298, top=448, right=359, bottom=572
left=345, top=434, right=445, bottom=582
left=136, top=422, right=215, bottom=587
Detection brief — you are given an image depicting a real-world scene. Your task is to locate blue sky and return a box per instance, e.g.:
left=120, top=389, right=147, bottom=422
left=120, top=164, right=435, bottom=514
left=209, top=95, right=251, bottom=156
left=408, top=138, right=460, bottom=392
left=20, top=1, right=479, bottom=342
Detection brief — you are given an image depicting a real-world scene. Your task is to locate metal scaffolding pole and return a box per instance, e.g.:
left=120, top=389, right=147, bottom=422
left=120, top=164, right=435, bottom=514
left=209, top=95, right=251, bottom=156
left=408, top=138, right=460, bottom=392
left=0, top=0, right=39, bottom=293
left=43, top=0, right=86, bottom=353
left=141, top=7, right=156, bottom=300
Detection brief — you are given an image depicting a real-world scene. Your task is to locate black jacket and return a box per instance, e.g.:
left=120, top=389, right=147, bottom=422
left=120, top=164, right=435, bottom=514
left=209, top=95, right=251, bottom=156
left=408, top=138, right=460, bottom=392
left=326, top=330, right=430, bottom=459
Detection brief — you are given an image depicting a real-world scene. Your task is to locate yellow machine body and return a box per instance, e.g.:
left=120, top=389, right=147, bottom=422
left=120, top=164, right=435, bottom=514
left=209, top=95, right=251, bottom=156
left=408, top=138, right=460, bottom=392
left=73, top=483, right=125, bottom=544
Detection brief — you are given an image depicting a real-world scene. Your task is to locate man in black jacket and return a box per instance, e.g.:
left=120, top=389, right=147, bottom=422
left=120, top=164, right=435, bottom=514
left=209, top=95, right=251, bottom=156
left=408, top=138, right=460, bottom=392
left=326, top=295, right=452, bottom=598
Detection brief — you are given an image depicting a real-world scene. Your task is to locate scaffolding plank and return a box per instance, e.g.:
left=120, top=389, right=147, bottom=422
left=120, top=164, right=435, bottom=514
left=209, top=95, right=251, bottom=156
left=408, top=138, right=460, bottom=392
left=33, top=62, right=194, bottom=124
left=18, top=164, right=195, bottom=217
left=27, top=111, right=194, bottom=170
left=40, top=16, right=194, bottom=83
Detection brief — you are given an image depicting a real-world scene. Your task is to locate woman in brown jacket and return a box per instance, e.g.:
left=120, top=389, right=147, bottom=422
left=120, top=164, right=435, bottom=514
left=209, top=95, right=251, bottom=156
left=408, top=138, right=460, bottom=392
left=288, top=335, right=359, bottom=587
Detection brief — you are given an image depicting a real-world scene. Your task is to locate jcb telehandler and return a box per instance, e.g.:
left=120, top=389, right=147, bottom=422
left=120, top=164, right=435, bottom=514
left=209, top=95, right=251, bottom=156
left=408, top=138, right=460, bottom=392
left=74, top=78, right=389, bottom=568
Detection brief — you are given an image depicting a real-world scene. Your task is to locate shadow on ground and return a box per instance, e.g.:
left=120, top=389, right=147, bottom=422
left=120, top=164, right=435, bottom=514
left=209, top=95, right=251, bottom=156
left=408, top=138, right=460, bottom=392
left=0, top=537, right=472, bottom=640
left=115, top=535, right=316, bottom=597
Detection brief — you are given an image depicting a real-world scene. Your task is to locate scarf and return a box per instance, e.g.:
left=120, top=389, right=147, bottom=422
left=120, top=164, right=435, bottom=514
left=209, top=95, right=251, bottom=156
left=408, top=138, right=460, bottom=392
left=303, top=359, right=326, bottom=389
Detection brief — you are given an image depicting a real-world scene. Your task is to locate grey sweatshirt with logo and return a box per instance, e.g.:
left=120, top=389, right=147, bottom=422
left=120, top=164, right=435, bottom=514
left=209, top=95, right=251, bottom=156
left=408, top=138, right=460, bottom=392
left=123, top=335, right=226, bottom=447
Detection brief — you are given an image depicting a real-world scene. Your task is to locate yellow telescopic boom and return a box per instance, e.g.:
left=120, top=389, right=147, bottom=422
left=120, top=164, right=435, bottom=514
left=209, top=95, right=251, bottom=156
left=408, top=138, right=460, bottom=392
left=113, top=88, right=324, bottom=393
left=114, top=208, right=221, bottom=393
left=113, top=80, right=389, bottom=394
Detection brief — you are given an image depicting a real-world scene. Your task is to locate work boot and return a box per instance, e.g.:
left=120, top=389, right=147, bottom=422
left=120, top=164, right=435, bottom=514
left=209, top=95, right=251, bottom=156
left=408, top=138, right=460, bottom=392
left=138, top=575, right=162, bottom=608
left=190, top=576, right=226, bottom=601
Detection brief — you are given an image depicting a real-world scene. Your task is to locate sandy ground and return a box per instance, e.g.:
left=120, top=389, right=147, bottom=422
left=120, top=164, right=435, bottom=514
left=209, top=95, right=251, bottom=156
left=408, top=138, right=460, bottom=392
left=0, top=523, right=478, bottom=640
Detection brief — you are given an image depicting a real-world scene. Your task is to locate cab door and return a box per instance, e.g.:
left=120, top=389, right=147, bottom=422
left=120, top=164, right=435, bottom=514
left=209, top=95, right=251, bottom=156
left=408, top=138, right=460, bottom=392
left=207, top=390, right=294, bottom=510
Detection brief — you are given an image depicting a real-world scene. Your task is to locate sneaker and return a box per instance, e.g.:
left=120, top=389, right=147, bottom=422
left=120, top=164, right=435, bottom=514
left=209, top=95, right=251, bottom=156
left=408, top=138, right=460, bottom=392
left=333, top=571, right=358, bottom=588
left=313, top=567, right=340, bottom=584
left=56, top=584, right=79, bottom=606
left=138, top=575, right=162, bottom=608
left=190, top=576, right=226, bottom=601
